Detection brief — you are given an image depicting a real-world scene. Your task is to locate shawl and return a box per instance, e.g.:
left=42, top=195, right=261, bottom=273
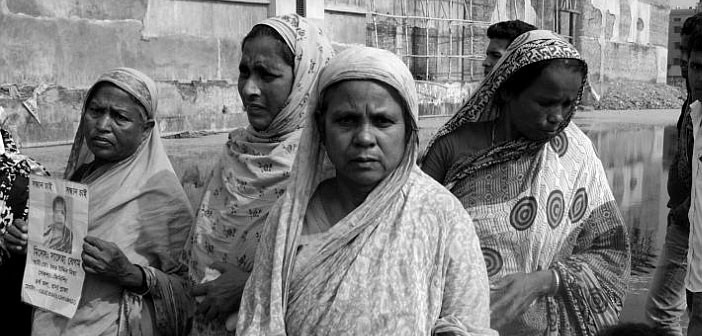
left=422, top=30, right=631, bottom=335
left=0, top=129, right=48, bottom=262
left=237, top=46, right=496, bottom=336
left=32, top=67, right=195, bottom=336
left=186, top=14, right=333, bottom=336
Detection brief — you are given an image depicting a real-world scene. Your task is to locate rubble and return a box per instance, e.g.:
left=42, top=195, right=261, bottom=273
left=583, top=81, right=685, bottom=110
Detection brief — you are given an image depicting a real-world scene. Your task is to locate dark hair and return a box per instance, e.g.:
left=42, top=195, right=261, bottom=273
left=487, top=20, right=538, bottom=43
left=498, top=58, right=586, bottom=101
left=595, top=323, right=665, bottom=336
left=242, top=24, right=295, bottom=68
left=52, top=196, right=66, bottom=211
left=682, top=13, right=702, bottom=36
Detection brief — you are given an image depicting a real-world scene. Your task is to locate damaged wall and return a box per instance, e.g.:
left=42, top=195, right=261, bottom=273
left=0, top=0, right=263, bottom=145
left=580, top=0, right=670, bottom=85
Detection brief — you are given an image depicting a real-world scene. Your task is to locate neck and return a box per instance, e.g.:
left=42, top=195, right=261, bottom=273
left=494, top=112, right=519, bottom=143
left=334, top=175, right=375, bottom=209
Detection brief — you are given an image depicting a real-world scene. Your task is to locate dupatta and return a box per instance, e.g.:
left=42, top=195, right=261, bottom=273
left=32, top=68, right=194, bottom=336
left=237, top=47, right=495, bottom=336
left=422, top=31, right=630, bottom=335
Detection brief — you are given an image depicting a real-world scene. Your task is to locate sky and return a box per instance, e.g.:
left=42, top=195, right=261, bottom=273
left=672, top=0, right=698, bottom=9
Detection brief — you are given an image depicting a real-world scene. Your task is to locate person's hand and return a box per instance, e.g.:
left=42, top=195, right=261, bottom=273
left=192, top=262, right=245, bottom=323
left=489, top=271, right=554, bottom=330
left=5, top=219, right=28, bottom=254
left=82, top=236, right=144, bottom=290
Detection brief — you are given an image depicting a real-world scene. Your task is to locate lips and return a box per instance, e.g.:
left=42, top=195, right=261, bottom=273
left=90, top=136, right=112, bottom=147
left=245, top=103, right=267, bottom=113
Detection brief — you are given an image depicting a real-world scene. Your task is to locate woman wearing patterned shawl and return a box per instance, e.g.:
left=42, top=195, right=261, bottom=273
left=185, top=14, right=333, bottom=335
left=1, top=130, right=48, bottom=336
left=421, top=30, right=630, bottom=335
left=237, top=46, right=495, bottom=336
left=31, top=67, right=194, bottom=336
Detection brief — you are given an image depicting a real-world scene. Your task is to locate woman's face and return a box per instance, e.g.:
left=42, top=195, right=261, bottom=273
left=83, top=84, right=153, bottom=162
left=238, top=35, right=294, bottom=131
left=504, top=66, right=583, bottom=141
left=322, top=80, right=407, bottom=189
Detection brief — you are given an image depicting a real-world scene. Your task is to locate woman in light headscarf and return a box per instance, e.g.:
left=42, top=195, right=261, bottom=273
left=421, top=30, right=630, bottom=335
left=185, top=14, right=333, bottom=335
left=31, top=67, right=194, bottom=336
left=237, top=46, right=495, bottom=336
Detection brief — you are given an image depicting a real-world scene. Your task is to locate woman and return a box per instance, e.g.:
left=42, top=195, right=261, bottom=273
left=237, top=46, right=495, bottom=336
left=30, top=67, right=194, bottom=336
left=1, top=130, right=48, bottom=335
left=185, top=14, right=333, bottom=335
left=421, top=30, right=630, bottom=335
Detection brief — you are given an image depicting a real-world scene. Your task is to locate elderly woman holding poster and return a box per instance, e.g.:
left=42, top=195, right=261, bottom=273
left=29, top=68, right=194, bottom=336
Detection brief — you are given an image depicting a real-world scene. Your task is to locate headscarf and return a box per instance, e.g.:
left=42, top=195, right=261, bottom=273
left=186, top=14, right=333, bottom=336
left=422, top=30, right=587, bottom=186
left=237, top=47, right=495, bottom=336
left=32, top=67, right=194, bottom=336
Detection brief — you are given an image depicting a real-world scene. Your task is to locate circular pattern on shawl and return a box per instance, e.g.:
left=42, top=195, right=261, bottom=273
left=482, top=247, right=503, bottom=277
left=547, top=190, right=565, bottom=228
left=550, top=132, right=569, bottom=157
left=510, top=196, right=538, bottom=231
left=590, top=290, right=608, bottom=314
left=568, top=188, right=589, bottom=223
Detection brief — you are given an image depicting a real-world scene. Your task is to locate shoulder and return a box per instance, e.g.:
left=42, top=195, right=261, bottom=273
left=406, top=169, right=472, bottom=225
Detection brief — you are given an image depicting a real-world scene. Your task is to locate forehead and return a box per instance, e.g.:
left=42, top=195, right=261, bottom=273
left=528, top=66, right=583, bottom=93
left=486, top=38, right=511, bottom=52
left=324, top=80, right=403, bottom=107
left=89, top=84, right=136, bottom=105
left=241, top=36, right=288, bottom=65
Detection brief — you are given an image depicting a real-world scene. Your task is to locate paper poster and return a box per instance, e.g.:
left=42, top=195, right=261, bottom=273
left=21, top=176, right=89, bottom=318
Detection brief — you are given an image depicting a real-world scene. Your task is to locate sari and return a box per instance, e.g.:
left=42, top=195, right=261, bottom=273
left=185, top=14, right=333, bottom=336
left=421, top=30, right=630, bottom=336
left=32, top=67, right=195, bottom=336
left=237, top=46, right=496, bottom=336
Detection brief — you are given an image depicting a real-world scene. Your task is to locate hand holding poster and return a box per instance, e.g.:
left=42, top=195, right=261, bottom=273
left=21, top=176, right=88, bottom=318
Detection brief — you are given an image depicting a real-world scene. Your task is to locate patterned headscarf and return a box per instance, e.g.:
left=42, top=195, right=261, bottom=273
left=422, top=30, right=587, bottom=185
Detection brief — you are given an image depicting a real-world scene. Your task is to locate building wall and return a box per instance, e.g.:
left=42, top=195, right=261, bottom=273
left=0, top=0, right=673, bottom=145
left=579, top=0, right=670, bottom=85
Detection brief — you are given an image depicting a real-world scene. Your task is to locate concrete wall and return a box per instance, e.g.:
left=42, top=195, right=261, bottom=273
left=0, top=0, right=271, bottom=146
left=580, top=0, right=670, bottom=84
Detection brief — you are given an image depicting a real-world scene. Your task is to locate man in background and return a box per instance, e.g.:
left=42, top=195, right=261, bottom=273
left=483, top=19, right=537, bottom=76
left=646, top=13, right=702, bottom=336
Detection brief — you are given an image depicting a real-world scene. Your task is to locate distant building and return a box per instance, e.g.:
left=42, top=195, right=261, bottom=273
left=668, top=6, right=699, bottom=87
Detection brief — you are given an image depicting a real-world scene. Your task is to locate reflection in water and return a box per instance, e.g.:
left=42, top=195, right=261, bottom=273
left=584, top=124, right=677, bottom=293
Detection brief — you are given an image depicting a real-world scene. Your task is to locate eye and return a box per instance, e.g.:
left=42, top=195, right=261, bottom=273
left=374, top=116, right=395, bottom=127
left=238, top=65, right=249, bottom=77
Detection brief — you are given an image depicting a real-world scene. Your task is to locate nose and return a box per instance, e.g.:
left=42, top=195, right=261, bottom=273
left=94, top=113, right=111, bottom=132
left=353, top=123, right=376, bottom=148
left=546, top=110, right=565, bottom=125
left=240, top=77, right=260, bottom=100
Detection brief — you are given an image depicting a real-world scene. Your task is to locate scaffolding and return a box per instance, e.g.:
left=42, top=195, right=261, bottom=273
left=367, top=0, right=491, bottom=84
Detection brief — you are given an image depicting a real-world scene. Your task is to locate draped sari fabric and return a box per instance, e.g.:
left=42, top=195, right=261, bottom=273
left=32, top=67, right=195, bottom=336
left=237, top=47, right=496, bottom=336
left=186, top=14, right=334, bottom=336
left=422, top=30, right=630, bottom=336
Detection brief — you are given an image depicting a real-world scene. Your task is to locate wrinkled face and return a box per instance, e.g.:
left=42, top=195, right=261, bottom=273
left=689, top=50, right=702, bottom=102
left=84, top=84, right=152, bottom=162
left=504, top=66, right=583, bottom=141
left=483, top=38, right=511, bottom=76
left=322, top=80, right=407, bottom=189
left=238, top=35, right=294, bottom=131
left=682, top=35, right=690, bottom=80
left=52, top=201, right=66, bottom=225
